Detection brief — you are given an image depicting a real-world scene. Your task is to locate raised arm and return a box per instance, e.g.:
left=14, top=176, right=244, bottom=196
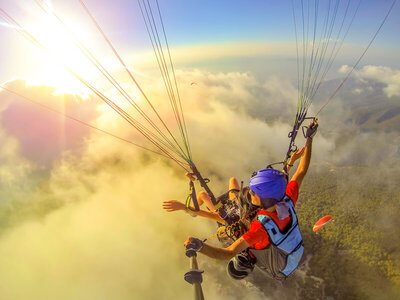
left=291, top=119, right=318, bottom=188
left=284, top=147, right=305, bottom=173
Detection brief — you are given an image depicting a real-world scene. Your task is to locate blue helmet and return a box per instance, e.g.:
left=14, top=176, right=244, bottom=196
left=249, top=168, right=287, bottom=201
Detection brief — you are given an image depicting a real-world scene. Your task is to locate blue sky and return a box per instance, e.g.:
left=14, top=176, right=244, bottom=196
left=0, top=0, right=399, bottom=85
left=100, top=0, right=400, bottom=46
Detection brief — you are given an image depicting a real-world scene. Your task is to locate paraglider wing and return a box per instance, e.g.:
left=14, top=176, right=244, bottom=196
left=313, top=215, right=334, bottom=232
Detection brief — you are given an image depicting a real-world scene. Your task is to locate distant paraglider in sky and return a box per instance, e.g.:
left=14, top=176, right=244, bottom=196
left=313, top=215, right=334, bottom=232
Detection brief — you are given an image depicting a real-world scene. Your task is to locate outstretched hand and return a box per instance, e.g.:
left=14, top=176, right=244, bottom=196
left=291, top=147, right=305, bottom=162
left=162, top=200, right=186, bottom=212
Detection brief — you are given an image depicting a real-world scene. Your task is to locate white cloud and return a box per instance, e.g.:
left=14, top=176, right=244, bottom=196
left=0, top=128, right=33, bottom=186
left=340, top=65, right=400, bottom=98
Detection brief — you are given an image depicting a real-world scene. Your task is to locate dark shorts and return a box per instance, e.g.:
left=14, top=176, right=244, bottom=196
left=216, top=189, right=241, bottom=246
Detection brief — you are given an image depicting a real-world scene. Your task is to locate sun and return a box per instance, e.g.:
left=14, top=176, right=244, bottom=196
left=23, top=12, right=102, bottom=95
left=3, top=2, right=137, bottom=99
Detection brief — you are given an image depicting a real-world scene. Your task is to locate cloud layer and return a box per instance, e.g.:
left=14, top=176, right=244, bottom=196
left=0, top=64, right=398, bottom=299
left=340, top=65, right=400, bottom=98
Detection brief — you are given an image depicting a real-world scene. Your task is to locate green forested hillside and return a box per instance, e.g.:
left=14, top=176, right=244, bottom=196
left=221, top=165, right=400, bottom=300
left=294, top=166, right=400, bottom=299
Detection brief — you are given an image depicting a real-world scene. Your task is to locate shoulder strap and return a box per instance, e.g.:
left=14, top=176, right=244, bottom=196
left=284, top=197, right=297, bottom=224
left=257, top=195, right=298, bottom=235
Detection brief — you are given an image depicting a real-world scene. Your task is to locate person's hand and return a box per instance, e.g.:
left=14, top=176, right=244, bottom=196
left=184, top=237, right=203, bottom=257
left=162, top=200, right=186, bottom=212
left=305, top=118, right=318, bottom=139
left=186, top=172, right=196, bottom=181
left=290, top=147, right=305, bottom=163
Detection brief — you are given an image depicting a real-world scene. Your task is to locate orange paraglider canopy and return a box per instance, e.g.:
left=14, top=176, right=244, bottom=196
left=313, top=215, right=334, bottom=232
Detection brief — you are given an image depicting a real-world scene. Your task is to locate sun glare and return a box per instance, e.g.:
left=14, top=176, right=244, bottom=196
left=24, top=13, right=101, bottom=95
left=3, top=1, right=142, bottom=102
